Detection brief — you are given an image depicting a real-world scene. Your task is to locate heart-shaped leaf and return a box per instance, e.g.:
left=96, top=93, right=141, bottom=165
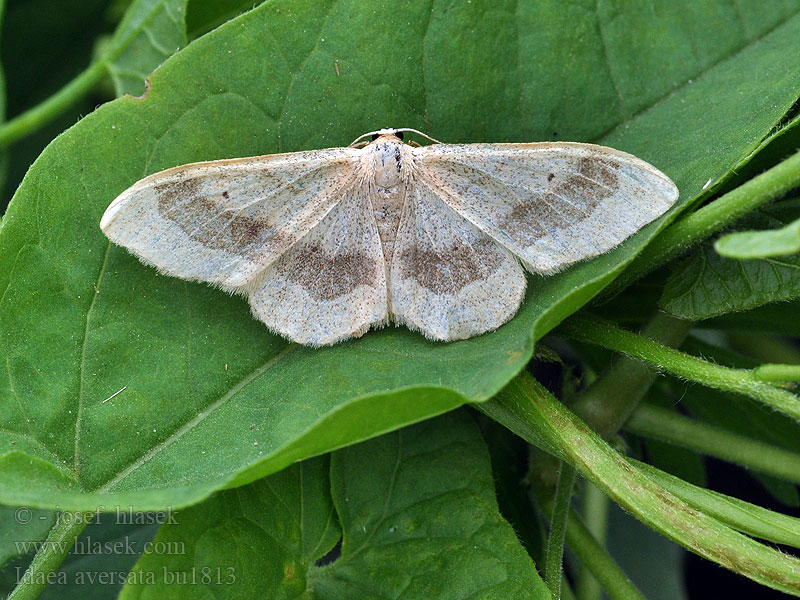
left=2, top=1, right=800, bottom=511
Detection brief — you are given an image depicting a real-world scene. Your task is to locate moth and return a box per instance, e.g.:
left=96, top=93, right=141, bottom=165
left=100, top=128, right=679, bottom=346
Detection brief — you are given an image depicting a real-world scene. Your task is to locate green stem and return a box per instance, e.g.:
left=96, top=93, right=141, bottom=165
left=626, top=403, right=800, bottom=485
left=544, top=463, right=577, bottom=599
left=568, top=312, right=691, bottom=439
left=633, top=458, right=800, bottom=549
left=482, top=372, right=800, bottom=595
left=609, top=149, right=800, bottom=293
left=0, top=61, right=108, bottom=149
left=8, top=512, right=90, bottom=600
left=566, top=509, right=645, bottom=600
left=753, top=364, right=800, bottom=383
left=575, top=484, right=610, bottom=600
left=559, top=314, right=800, bottom=421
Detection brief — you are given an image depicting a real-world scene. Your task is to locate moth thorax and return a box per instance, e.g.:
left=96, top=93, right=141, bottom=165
left=367, top=137, right=407, bottom=190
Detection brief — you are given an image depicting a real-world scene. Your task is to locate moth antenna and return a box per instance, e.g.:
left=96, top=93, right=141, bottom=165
left=349, top=129, right=390, bottom=147
left=349, top=128, right=443, bottom=147
left=393, top=128, right=442, bottom=144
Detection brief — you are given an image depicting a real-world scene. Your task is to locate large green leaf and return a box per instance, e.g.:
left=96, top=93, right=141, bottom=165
left=121, top=412, right=547, bottom=599
left=661, top=200, right=800, bottom=319
left=2, top=1, right=800, bottom=512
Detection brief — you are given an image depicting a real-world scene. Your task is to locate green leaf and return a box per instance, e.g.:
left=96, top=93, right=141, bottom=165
left=715, top=213, right=800, bottom=258
left=662, top=200, right=800, bottom=319
left=3, top=1, right=800, bottom=512
left=121, top=412, right=548, bottom=599
left=121, top=456, right=338, bottom=599
left=105, top=0, right=188, bottom=97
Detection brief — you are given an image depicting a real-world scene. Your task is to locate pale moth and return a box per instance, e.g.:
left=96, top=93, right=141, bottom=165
left=100, top=128, right=679, bottom=346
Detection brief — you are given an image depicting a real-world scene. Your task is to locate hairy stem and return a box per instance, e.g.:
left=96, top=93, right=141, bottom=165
left=544, top=463, right=577, bottom=599
left=0, top=62, right=108, bottom=149
left=567, top=312, right=691, bottom=439
left=626, top=403, right=800, bottom=485
left=8, top=512, right=90, bottom=600
left=482, top=372, right=800, bottom=595
left=559, top=314, right=800, bottom=421
left=575, top=484, right=611, bottom=600
left=566, top=508, right=645, bottom=600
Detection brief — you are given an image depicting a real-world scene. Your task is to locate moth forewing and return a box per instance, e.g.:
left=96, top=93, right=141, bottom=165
left=413, top=142, right=679, bottom=274
left=100, top=149, right=361, bottom=292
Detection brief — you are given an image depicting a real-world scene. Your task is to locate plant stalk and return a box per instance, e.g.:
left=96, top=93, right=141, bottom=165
left=8, top=512, right=91, bottom=600
left=559, top=314, right=800, bottom=422
left=0, top=61, right=108, bottom=149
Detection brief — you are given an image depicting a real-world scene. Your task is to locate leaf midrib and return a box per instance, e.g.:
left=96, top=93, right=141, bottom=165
left=93, top=343, right=297, bottom=494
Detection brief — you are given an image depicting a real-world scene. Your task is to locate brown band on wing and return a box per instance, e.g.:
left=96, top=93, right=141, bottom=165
left=500, top=156, right=620, bottom=245
left=154, top=178, right=285, bottom=258
left=398, top=237, right=503, bottom=294
left=281, top=244, right=379, bottom=301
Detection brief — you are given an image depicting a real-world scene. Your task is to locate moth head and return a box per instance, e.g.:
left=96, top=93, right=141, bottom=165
left=371, top=129, right=404, bottom=141
left=363, top=132, right=410, bottom=190
left=349, top=128, right=440, bottom=148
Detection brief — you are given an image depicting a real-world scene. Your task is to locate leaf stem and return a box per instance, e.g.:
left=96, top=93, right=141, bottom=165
left=609, top=149, right=800, bottom=293
left=0, top=61, right=109, bottom=149
left=626, top=403, right=800, bottom=485
left=575, top=484, right=610, bottom=600
left=632, top=458, right=800, bottom=549
left=753, top=364, right=800, bottom=382
left=544, top=462, right=577, bottom=599
left=484, top=372, right=800, bottom=595
left=558, top=314, right=800, bottom=422
left=565, top=509, right=645, bottom=600
left=8, top=512, right=90, bottom=600
left=567, top=312, right=691, bottom=439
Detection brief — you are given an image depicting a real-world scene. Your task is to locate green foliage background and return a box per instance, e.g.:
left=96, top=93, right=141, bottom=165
left=1, top=0, right=800, bottom=598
